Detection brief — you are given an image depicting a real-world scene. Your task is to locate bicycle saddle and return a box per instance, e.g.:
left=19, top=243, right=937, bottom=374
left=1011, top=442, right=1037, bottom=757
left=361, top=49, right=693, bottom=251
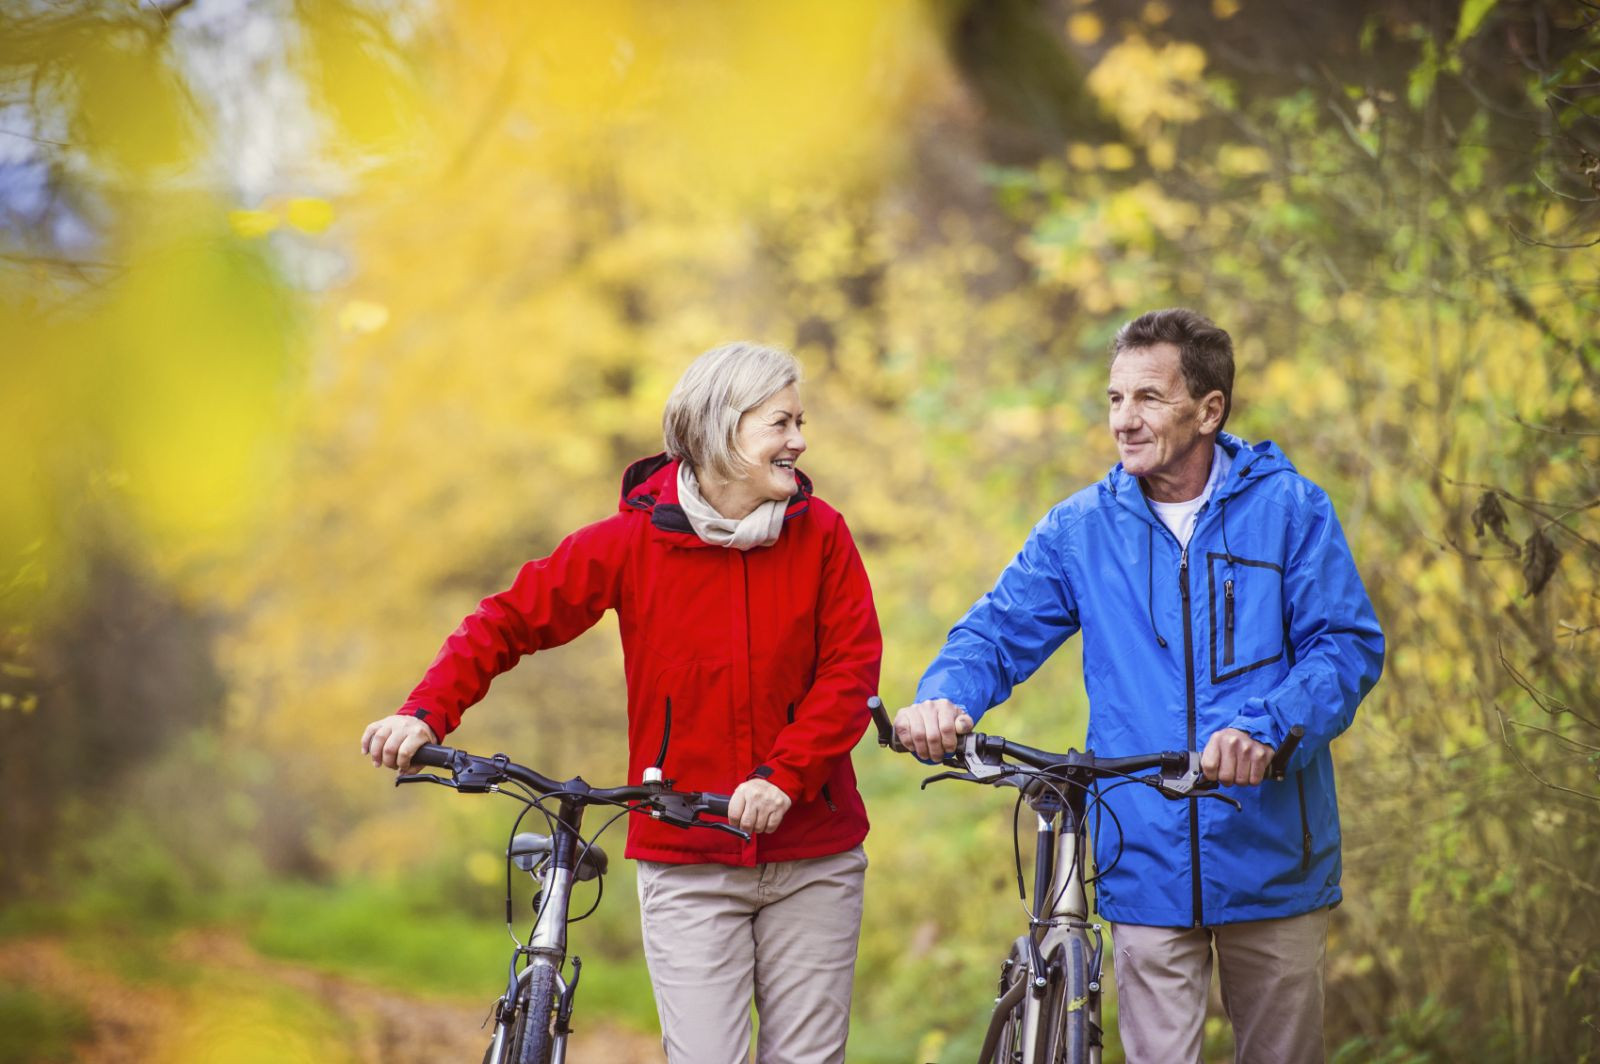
left=509, top=833, right=610, bottom=882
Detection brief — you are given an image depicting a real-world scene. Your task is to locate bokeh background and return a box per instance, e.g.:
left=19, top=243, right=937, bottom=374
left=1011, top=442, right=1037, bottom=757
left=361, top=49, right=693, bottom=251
left=3, top=1, right=1598, bottom=1061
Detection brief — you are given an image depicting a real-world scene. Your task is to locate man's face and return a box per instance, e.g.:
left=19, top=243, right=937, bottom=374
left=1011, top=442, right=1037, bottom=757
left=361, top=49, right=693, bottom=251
left=1106, top=342, right=1220, bottom=484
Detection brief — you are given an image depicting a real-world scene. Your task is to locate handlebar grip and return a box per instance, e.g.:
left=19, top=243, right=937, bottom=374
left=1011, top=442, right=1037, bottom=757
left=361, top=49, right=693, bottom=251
left=699, top=794, right=731, bottom=818
left=866, top=696, right=906, bottom=753
left=410, top=743, right=456, bottom=769
left=1267, top=725, right=1304, bottom=781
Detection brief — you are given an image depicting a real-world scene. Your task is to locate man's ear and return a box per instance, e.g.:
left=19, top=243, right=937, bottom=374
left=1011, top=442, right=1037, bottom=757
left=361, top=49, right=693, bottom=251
left=1198, top=390, right=1226, bottom=434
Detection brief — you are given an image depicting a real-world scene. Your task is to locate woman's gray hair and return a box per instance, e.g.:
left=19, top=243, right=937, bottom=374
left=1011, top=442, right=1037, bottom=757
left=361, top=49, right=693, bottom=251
left=663, top=342, right=802, bottom=482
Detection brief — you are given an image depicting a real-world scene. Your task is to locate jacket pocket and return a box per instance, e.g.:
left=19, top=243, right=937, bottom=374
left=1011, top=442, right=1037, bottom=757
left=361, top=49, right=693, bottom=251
left=1206, top=552, right=1287, bottom=684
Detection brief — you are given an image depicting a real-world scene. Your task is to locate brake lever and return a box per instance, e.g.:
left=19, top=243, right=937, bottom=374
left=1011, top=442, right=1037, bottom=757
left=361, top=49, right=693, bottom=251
left=394, top=772, right=457, bottom=789
left=1143, top=773, right=1244, bottom=811
left=920, top=770, right=988, bottom=789
left=701, top=820, right=753, bottom=842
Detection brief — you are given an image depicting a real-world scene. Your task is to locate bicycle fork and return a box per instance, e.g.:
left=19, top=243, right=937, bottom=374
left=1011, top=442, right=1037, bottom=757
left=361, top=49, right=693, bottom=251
left=488, top=803, right=583, bottom=1064
left=1026, top=807, right=1102, bottom=1064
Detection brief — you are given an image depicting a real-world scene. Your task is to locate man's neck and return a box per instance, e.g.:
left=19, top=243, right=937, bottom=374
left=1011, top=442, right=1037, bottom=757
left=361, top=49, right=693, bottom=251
left=1141, top=440, right=1217, bottom=504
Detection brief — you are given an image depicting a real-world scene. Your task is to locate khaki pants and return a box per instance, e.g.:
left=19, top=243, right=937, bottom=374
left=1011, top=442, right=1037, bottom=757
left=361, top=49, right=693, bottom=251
left=1110, top=907, right=1330, bottom=1064
left=635, top=846, right=867, bottom=1064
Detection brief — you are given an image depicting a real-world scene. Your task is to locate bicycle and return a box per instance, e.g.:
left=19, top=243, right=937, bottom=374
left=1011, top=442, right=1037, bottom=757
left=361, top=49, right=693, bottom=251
left=865, top=697, right=1301, bottom=1064
left=395, top=707, right=745, bottom=1064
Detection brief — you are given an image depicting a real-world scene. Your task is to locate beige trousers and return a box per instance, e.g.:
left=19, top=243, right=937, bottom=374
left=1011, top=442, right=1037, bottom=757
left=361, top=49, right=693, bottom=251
left=635, top=846, right=867, bottom=1064
left=1110, top=907, right=1330, bottom=1064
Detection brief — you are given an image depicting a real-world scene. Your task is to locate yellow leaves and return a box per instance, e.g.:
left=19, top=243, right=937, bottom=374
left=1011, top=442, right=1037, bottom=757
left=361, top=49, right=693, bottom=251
left=295, top=1, right=427, bottom=162
left=1067, top=13, right=1104, bottom=45
left=285, top=197, right=335, bottom=234
left=337, top=299, right=390, bottom=335
left=1213, top=0, right=1242, bottom=18
left=228, top=209, right=280, bottom=239
left=230, top=198, right=337, bottom=239
left=1141, top=2, right=1173, bottom=26
left=457, top=0, right=946, bottom=208
left=0, top=208, right=299, bottom=583
left=70, top=27, right=200, bottom=176
left=1147, top=134, right=1177, bottom=171
left=1216, top=143, right=1272, bottom=176
left=1086, top=37, right=1208, bottom=131
left=1100, top=143, right=1137, bottom=170
left=0, top=693, right=39, bottom=714
left=1067, top=142, right=1100, bottom=169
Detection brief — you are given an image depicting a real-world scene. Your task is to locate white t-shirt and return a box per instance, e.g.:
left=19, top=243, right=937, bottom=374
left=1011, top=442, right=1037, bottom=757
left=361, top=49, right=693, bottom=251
left=1147, top=445, right=1232, bottom=548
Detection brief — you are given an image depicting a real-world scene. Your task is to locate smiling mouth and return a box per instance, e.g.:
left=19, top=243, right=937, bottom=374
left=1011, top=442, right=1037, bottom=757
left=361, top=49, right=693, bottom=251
left=772, top=458, right=796, bottom=471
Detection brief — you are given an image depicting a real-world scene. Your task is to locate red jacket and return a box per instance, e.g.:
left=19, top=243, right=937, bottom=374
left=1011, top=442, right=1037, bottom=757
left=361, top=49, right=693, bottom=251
left=397, top=454, right=882, bottom=866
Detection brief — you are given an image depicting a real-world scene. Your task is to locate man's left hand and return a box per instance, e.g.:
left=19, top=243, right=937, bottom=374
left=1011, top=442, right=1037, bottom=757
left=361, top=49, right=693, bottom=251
left=1200, top=728, right=1275, bottom=786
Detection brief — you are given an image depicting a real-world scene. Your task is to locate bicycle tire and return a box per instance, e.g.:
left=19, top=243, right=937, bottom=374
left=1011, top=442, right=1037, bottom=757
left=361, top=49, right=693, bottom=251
left=1042, top=936, right=1092, bottom=1064
left=983, top=941, right=1030, bottom=1064
left=513, top=962, right=559, bottom=1064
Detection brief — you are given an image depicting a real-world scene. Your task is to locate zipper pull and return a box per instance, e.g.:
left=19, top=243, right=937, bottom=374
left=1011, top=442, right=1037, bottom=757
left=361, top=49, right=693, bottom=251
left=1223, top=578, right=1236, bottom=666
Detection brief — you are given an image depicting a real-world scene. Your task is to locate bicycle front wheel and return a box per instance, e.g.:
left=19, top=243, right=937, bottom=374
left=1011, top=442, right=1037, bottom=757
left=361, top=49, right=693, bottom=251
left=512, top=962, right=559, bottom=1064
left=1042, top=936, right=1093, bottom=1064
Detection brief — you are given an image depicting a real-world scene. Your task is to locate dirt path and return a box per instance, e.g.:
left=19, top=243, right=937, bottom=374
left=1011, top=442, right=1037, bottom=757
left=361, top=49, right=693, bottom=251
left=0, top=931, right=665, bottom=1062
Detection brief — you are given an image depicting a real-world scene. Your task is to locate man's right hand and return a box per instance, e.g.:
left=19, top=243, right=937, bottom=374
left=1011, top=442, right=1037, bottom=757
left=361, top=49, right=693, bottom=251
left=893, top=699, right=975, bottom=760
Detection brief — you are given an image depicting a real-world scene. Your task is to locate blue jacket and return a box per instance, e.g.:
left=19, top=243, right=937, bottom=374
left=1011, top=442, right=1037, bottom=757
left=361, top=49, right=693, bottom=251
left=916, top=434, right=1384, bottom=927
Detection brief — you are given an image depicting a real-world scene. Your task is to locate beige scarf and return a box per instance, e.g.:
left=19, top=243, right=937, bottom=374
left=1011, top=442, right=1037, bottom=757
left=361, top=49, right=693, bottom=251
left=676, top=463, right=786, bottom=551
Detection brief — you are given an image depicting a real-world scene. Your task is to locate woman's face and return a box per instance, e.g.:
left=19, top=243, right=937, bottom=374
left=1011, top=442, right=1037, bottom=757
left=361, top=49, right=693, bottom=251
left=729, top=384, right=807, bottom=505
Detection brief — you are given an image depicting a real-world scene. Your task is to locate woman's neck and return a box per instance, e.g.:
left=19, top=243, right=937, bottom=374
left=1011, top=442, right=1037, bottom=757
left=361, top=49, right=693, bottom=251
left=695, top=471, right=761, bottom=520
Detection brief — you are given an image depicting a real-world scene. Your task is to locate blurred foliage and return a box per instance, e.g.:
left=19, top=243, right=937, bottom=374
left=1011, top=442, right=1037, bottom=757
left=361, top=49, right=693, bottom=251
left=0, top=984, right=90, bottom=1064
left=3, top=0, right=1599, bottom=1062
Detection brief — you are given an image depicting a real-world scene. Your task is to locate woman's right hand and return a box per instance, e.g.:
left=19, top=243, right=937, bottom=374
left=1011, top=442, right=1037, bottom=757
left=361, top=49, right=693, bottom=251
left=361, top=714, right=436, bottom=771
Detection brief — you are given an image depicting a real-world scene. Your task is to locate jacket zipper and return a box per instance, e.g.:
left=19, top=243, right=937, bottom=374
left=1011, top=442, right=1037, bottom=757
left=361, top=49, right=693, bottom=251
left=1296, top=772, right=1312, bottom=871
left=788, top=702, right=836, bottom=811
left=1223, top=578, right=1236, bottom=666
left=1179, top=547, right=1203, bottom=928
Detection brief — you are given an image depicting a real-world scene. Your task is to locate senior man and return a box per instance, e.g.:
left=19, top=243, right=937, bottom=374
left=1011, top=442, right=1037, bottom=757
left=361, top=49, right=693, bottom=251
left=895, top=308, right=1383, bottom=1064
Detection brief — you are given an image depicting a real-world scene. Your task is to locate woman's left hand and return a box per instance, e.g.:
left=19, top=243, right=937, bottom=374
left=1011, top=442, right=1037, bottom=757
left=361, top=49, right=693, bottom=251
left=727, top=778, right=793, bottom=835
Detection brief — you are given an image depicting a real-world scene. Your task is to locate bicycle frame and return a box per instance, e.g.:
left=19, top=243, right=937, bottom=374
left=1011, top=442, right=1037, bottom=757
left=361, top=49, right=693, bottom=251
left=865, top=698, right=1296, bottom=1064
left=484, top=795, right=584, bottom=1064
left=977, top=779, right=1102, bottom=1064
left=400, top=738, right=739, bottom=1064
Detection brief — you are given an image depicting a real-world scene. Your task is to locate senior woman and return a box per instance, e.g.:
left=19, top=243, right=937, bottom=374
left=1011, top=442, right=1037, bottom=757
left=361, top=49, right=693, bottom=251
left=360, top=342, right=881, bottom=1064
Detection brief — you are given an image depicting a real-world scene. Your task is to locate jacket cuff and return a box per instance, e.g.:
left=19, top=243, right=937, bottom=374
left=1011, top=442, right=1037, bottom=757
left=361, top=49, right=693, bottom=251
left=748, top=763, right=804, bottom=801
left=1223, top=710, right=1277, bottom=749
left=398, top=705, right=445, bottom=741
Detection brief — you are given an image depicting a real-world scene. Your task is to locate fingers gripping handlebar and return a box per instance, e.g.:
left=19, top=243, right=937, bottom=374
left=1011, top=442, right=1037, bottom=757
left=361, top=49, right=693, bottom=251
left=869, top=697, right=1307, bottom=786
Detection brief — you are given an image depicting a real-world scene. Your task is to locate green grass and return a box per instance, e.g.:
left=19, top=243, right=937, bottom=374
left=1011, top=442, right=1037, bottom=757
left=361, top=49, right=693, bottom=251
left=246, top=875, right=661, bottom=1032
left=0, top=984, right=91, bottom=1064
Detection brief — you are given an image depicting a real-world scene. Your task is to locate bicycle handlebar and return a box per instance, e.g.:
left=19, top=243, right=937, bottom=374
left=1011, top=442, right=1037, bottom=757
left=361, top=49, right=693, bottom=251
left=402, top=743, right=734, bottom=824
left=866, top=697, right=1305, bottom=789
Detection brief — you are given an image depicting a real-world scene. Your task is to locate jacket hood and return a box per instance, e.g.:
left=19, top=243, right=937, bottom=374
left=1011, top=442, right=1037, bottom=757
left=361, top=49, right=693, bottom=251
left=618, top=452, right=813, bottom=543
left=1102, top=433, right=1296, bottom=523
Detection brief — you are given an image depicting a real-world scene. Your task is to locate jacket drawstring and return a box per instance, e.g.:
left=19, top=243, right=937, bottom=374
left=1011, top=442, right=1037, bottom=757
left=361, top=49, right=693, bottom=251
left=1147, top=523, right=1168, bottom=648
